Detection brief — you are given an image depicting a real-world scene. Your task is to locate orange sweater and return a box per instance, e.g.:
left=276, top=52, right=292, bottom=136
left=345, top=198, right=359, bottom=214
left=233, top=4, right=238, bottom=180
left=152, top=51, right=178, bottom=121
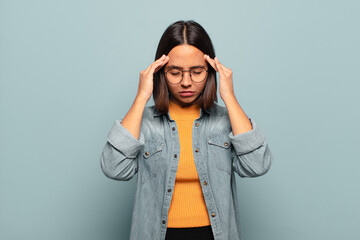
left=167, top=101, right=211, bottom=228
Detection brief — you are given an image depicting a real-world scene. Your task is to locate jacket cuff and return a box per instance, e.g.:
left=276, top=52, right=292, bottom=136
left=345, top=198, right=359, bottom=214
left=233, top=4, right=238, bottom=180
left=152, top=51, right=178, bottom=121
left=107, top=120, right=145, bottom=158
left=228, top=118, right=266, bottom=155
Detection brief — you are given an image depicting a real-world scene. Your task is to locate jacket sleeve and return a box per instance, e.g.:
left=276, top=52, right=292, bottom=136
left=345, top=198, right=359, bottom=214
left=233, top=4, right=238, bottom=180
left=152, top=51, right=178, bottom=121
left=229, top=118, right=273, bottom=178
left=100, top=119, right=145, bottom=181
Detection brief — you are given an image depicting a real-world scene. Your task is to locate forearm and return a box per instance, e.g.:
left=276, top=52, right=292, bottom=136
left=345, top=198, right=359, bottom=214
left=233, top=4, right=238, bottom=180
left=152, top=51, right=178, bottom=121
left=121, top=94, right=148, bottom=140
left=223, top=94, right=252, bottom=135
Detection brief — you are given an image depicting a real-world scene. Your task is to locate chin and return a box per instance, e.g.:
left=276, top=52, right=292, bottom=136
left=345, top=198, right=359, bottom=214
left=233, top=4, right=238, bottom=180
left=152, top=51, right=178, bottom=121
left=172, top=95, right=198, bottom=106
left=184, top=100, right=199, bottom=107
left=179, top=97, right=196, bottom=103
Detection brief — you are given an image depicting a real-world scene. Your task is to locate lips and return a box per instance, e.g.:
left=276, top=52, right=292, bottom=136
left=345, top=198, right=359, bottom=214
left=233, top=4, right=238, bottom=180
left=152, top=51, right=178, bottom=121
left=179, top=91, right=195, bottom=97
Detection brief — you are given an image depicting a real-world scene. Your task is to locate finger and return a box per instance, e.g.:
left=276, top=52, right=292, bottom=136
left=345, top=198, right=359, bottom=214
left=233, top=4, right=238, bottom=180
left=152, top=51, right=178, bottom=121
left=204, top=54, right=218, bottom=71
left=206, top=55, right=218, bottom=71
left=149, top=60, right=166, bottom=74
left=214, top=57, right=225, bottom=75
left=151, top=55, right=169, bottom=73
left=220, top=63, right=232, bottom=73
left=154, top=56, right=169, bottom=73
left=214, top=57, right=232, bottom=77
left=144, top=55, right=167, bottom=73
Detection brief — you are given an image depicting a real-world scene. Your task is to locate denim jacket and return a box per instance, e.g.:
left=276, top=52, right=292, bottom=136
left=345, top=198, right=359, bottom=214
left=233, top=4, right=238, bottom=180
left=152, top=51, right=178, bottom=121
left=100, top=103, right=273, bottom=240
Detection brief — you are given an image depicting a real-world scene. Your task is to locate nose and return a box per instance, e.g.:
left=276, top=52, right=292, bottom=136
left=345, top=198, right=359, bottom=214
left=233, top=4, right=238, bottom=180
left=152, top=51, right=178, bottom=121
left=181, top=71, right=192, bottom=86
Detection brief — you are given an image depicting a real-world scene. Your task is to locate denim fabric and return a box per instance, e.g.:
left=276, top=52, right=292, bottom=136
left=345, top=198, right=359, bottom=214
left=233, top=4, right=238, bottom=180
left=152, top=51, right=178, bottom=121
left=100, top=103, right=273, bottom=240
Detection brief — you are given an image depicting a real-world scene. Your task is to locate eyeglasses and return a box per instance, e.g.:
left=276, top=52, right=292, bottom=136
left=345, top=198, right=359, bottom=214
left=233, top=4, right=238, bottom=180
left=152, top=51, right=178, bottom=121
left=164, top=67, right=208, bottom=84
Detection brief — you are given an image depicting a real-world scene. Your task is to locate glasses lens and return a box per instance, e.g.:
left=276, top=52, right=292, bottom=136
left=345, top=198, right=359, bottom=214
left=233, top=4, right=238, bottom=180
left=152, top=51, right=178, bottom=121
left=191, top=68, right=207, bottom=82
left=167, top=69, right=182, bottom=84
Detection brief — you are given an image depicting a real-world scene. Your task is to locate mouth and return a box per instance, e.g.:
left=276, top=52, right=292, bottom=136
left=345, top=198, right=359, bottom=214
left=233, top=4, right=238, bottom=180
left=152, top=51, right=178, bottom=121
left=179, top=91, right=195, bottom=97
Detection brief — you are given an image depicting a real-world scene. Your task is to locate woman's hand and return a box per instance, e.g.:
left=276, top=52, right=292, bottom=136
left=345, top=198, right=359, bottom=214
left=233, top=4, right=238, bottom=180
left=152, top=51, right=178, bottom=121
left=136, top=54, right=169, bottom=102
left=204, top=54, right=235, bottom=101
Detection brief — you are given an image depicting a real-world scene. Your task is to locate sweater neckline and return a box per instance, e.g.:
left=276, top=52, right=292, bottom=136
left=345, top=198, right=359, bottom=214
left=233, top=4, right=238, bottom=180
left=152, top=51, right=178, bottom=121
left=168, top=100, right=200, bottom=120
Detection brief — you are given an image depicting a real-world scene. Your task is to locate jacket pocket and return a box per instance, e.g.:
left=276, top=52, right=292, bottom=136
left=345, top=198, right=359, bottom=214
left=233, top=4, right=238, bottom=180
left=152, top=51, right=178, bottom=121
left=139, top=140, right=165, bottom=183
left=208, top=133, right=232, bottom=174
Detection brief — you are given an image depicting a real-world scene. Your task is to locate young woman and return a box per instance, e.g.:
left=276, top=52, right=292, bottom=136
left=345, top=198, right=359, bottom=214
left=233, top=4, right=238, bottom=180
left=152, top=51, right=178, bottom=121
left=100, top=20, right=273, bottom=240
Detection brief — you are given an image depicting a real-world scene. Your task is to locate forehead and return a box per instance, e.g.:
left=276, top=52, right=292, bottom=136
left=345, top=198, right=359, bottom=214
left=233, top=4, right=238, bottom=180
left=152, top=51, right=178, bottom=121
left=166, top=45, right=205, bottom=68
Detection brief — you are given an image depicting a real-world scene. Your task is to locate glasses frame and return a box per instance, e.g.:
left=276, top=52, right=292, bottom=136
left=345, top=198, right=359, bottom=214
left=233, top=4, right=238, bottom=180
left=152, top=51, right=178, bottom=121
left=164, top=67, right=209, bottom=85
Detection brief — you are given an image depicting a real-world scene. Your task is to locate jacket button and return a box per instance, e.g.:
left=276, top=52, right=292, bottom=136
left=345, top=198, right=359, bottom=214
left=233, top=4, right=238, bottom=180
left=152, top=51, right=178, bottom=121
left=174, top=154, right=177, bottom=158
left=195, top=148, right=199, bottom=152
left=211, top=213, right=216, bottom=217
left=195, top=122, right=199, bottom=127
left=172, top=127, right=175, bottom=131
left=162, top=220, right=166, bottom=224
left=168, top=188, right=172, bottom=192
left=145, top=152, right=149, bottom=156
left=203, top=181, right=207, bottom=186
left=224, top=142, right=229, bottom=146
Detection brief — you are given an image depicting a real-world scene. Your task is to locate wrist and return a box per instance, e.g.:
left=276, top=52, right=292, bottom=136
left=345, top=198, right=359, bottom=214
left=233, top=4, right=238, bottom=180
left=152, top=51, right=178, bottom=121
left=221, top=92, right=236, bottom=104
left=135, top=92, right=150, bottom=105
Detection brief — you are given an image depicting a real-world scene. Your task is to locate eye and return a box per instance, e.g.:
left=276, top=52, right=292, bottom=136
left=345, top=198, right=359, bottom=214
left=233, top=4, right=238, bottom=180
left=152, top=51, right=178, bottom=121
left=192, top=68, right=204, bottom=75
left=169, top=70, right=181, bottom=76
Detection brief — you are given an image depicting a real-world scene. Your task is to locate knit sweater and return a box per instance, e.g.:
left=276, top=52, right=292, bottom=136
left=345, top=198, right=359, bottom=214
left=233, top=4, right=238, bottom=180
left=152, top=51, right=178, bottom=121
left=167, top=100, right=211, bottom=228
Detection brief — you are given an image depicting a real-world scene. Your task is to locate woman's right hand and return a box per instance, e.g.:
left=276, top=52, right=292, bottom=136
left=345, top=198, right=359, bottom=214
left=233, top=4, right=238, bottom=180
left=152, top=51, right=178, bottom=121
left=136, top=54, right=169, bottom=102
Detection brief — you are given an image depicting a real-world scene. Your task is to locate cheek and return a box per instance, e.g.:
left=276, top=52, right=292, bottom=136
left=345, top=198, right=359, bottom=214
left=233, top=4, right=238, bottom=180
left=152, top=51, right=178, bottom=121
left=198, top=82, right=207, bottom=93
left=166, top=84, right=176, bottom=95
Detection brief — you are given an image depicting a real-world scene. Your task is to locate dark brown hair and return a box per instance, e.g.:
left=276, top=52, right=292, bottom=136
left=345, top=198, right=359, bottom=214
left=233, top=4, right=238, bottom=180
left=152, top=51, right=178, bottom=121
left=153, top=20, right=217, bottom=114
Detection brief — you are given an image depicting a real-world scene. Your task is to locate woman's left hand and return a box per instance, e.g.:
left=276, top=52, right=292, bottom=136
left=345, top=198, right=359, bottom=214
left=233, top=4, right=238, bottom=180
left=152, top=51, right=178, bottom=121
left=204, top=54, right=235, bottom=101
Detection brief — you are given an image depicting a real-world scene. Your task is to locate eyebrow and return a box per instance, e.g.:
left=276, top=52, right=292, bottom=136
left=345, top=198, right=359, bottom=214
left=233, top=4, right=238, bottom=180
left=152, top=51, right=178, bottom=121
left=166, top=65, right=206, bottom=70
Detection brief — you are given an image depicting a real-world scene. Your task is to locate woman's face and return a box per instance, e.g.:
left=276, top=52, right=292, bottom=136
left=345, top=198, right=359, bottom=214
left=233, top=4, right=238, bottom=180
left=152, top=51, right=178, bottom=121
left=164, top=44, right=208, bottom=107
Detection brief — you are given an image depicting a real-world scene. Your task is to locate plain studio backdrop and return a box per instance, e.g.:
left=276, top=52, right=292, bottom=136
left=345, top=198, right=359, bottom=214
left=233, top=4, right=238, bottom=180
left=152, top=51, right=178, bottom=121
left=0, top=0, right=359, bottom=239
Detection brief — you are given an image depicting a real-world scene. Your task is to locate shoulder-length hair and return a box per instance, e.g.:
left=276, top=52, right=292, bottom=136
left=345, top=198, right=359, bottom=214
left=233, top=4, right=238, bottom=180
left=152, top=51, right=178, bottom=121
left=153, top=20, right=217, bottom=114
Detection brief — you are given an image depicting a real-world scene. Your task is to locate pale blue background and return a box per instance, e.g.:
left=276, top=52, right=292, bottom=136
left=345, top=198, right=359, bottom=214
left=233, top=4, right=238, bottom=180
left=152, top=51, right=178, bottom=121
left=1, top=0, right=359, bottom=239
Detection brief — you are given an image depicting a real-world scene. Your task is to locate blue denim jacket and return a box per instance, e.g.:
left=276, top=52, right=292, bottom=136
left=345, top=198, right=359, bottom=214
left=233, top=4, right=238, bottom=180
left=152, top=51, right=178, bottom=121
left=100, top=103, right=272, bottom=240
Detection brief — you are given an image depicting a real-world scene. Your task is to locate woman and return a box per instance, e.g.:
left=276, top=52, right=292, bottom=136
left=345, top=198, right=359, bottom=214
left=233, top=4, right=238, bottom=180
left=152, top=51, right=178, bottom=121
left=100, top=20, right=272, bottom=240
